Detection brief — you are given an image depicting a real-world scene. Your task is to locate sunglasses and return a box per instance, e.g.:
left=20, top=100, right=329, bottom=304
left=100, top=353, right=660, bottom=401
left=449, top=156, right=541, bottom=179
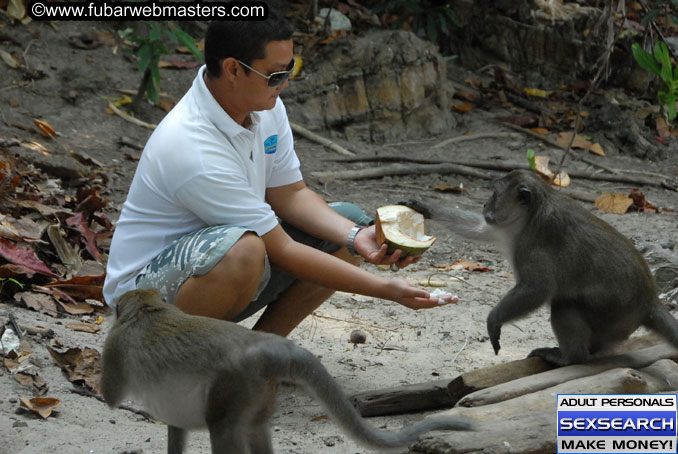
left=237, top=58, right=295, bottom=88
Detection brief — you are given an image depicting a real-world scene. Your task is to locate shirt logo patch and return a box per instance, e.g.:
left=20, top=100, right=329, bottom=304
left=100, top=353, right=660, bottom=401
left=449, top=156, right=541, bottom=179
left=264, top=135, right=278, bottom=154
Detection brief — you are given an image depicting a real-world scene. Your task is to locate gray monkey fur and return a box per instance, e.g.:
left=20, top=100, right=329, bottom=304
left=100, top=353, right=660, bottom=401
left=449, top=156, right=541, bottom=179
left=405, top=169, right=678, bottom=366
left=100, top=289, right=472, bottom=454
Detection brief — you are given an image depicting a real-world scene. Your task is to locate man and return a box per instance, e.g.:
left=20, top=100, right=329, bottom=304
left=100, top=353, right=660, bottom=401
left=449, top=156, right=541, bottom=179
left=103, top=10, right=454, bottom=337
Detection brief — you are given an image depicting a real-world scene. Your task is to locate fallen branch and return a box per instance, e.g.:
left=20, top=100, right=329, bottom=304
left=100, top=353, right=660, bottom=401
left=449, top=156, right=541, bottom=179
left=327, top=154, right=671, bottom=188
left=289, top=122, right=355, bottom=156
left=430, top=132, right=521, bottom=149
left=311, top=162, right=497, bottom=183
left=108, top=102, right=156, bottom=130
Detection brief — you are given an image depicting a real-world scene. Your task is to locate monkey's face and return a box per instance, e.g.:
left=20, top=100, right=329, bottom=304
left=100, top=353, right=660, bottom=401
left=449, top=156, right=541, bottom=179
left=483, top=171, right=534, bottom=228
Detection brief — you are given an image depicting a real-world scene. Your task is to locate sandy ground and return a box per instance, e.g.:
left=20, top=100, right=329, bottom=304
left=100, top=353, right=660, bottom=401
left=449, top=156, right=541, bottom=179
left=1, top=19, right=678, bottom=454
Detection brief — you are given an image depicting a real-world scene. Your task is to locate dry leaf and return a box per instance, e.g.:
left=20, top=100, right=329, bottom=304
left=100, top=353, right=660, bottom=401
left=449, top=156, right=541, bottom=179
left=454, top=89, right=478, bottom=102
left=0, top=239, right=57, bottom=277
left=66, top=322, right=100, bottom=333
left=19, top=397, right=61, bottom=419
left=57, top=301, right=95, bottom=315
left=14, top=292, right=59, bottom=317
left=14, top=373, right=48, bottom=395
left=629, top=188, right=658, bottom=213
left=432, top=260, right=493, bottom=272
left=176, top=40, right=205, bottom=54
left=656, top=117, right=671, bottom=139
left=7, top=0, right=26, bottom=21
left=156, top=98, right=175, bottom=113
left=524, top=88, right=551, bottom=98
left=48, top=346, right=102, bottom=394
left=595, top=193, right=633, bottom=214
left=452, top=101, right=472, bottom=113
left=433, top=184, right=466, bottom=194
left=588, top=142, right=606, bottom=156
left=533, top=156, right=571, bottom=187
left=530, top=127, right=550, bottom=135
left=556, top=131, right=592, bottom=150
left=19, top=140, right=51, bottom=156
left=33, top=119, right=57, bottom=138
left=0, top=49, right=21, bottom=69
left=556, top=131, right=605, bottom=156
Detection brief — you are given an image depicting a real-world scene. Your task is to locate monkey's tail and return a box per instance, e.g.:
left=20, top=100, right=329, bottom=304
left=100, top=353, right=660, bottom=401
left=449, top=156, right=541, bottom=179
left=255, top=340, right=472, bottom=450
left=645, top=303, right=678, bottom=348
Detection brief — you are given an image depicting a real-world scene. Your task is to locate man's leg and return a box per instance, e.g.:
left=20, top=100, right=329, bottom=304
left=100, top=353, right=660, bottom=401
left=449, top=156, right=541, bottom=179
left=252, top=247, right=360, bottom=336
left=174, top=232, right=267, bottom=320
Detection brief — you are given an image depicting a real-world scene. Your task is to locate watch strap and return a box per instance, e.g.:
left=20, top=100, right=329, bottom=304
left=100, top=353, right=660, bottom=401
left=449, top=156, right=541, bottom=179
left=346, top=225, right=362, bottom=256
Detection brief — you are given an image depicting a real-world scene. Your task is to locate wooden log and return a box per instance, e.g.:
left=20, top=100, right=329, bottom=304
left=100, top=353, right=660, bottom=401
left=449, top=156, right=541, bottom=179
left=457, top=342, right=678, bottom=408
left=351, top=334, right=663, bottom=417
left=447, top=356, right=555, bottom=404
left=351, top=379, right=454, bottom=417
left=411, top=359, right=678, bottom=454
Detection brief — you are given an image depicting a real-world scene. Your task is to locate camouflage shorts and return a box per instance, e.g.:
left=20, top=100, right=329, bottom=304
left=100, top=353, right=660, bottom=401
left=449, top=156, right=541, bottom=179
left=135, top=202, right=373, bottom=322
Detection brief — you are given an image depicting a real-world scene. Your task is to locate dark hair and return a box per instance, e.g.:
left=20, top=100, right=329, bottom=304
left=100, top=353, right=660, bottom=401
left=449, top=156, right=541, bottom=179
left=205, top=8, right=294, bottom=78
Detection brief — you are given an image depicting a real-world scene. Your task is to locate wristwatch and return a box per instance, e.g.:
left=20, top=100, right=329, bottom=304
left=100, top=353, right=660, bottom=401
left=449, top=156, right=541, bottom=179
left=346, top=225, right=363, bottom=256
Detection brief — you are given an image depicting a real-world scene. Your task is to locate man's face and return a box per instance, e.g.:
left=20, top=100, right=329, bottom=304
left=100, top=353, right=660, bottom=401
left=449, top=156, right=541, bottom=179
left=240, top=39, right=294, bottom=112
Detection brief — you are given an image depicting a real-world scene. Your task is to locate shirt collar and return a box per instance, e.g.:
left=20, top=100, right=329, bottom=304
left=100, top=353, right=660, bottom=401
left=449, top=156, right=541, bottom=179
left=192, top=65, right=261, bottom=139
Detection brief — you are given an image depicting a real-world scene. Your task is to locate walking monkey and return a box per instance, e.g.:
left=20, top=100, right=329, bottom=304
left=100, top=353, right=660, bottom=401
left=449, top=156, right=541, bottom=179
left=101, top=289, right=472, bottom=454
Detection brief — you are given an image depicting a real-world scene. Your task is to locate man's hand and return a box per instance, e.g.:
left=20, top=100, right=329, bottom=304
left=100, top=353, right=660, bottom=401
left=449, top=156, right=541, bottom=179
left=388, top=278, right=459, bottom=309
left=353, top=225, right=419, bottom=270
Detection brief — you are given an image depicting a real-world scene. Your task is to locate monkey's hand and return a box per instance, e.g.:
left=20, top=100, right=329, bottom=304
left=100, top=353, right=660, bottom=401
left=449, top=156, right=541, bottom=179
left=487, top=312, right=502, bottom=355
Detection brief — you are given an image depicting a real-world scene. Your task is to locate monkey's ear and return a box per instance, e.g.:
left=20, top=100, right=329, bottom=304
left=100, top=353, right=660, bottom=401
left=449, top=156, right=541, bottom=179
left=518, top=186, right=531, bottom=205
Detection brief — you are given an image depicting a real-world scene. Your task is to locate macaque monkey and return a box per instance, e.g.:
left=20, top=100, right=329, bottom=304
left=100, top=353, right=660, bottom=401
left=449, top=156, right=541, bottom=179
left=101, top=289, right=472, bottom=454
left=405, top=169, right=678, bottom=366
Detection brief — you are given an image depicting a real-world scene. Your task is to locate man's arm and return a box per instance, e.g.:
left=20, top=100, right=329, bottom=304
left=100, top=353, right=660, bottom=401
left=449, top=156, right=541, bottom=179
left=265, top=181, right=416, bottom=268
left=261, top=223, right=444, bottom=309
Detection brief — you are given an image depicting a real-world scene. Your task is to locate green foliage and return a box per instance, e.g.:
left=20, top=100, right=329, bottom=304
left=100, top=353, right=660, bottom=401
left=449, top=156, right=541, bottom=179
left=0, top=277, right=23, bottom=293
left=119, top=22, right=202, bottom=105
left=370, top=0, right=459, bottom=46
left=639, top=0, right=678, bottom=26
left=526, top=149, right=536, bottom=171
left=632, top=41, right=678, bottom=121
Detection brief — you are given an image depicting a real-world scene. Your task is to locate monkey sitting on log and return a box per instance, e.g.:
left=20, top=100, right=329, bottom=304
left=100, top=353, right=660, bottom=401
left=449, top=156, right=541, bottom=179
left=100, top=289, right=472, bottom=454
left=404, top=169, right=678, bottom=366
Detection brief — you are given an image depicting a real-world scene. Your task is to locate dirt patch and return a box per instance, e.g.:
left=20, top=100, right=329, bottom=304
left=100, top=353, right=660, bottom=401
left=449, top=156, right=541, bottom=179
left=1, top=18, right=678, bottom=454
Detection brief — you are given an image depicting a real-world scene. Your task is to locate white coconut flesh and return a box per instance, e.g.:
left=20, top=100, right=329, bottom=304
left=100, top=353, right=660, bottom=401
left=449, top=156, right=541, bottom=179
left=376, top=205, right=436, bottom=257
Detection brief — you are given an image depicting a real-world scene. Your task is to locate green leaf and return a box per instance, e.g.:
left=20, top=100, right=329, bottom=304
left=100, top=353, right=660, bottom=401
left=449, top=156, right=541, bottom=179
left=632, top=43, right=661, bottom=76
left=641, top=8, right=661, bottom=25
left=656, top=42, right=673, bottom=85
left=666, top=92, right=677, bottom=121
left=169, top=22, right=203, bottom=60
left=526, top=149, right=536, bottom=171
left=426, top=13, right=437, bottom=43
left=137, top=44, right=152, bottom=72
left=442, top=5, right=460, bottom=26
left=439, top=13, right=449, bottom=36
left=149, top=21, right=162, bottom=42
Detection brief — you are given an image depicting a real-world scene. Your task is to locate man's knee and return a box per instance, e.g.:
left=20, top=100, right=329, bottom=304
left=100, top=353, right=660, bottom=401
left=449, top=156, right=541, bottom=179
left=226, top=232, right=266, bottom=278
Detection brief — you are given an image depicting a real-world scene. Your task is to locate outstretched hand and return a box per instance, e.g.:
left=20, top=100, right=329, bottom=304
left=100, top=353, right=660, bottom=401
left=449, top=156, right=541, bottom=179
left=387, top=278, right=459, bottom=309
left=353, top=226, right=419, bottom=270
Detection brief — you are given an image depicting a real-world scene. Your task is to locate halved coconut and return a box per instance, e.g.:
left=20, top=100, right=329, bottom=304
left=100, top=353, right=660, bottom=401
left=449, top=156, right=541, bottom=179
left=375, top=205, right=436, bottom=258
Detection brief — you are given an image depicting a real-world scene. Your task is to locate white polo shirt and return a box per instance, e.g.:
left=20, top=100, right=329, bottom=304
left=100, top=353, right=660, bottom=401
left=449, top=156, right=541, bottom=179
left=103, top=65, right=302, bottom=305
